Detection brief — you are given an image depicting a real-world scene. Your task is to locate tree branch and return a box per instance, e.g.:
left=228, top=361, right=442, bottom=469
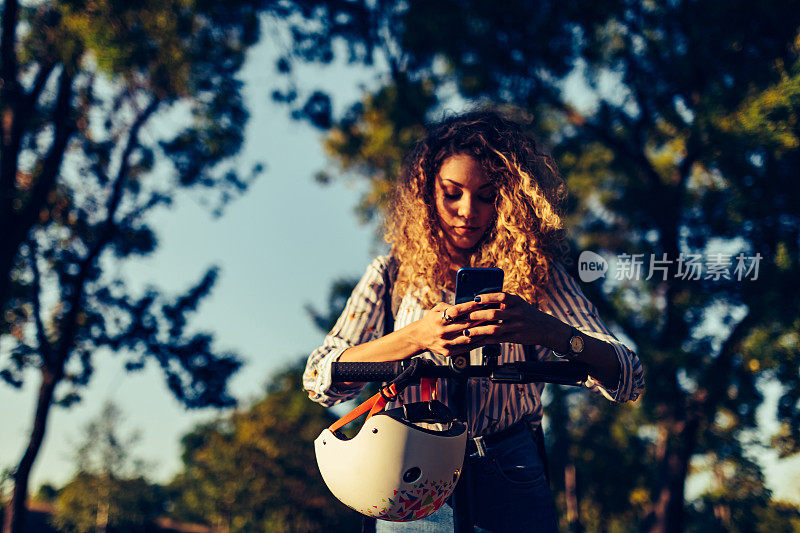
left=621, top=22, right=654, bottom=149
left=55, top=97, right=160, bottom=365
left=0, top=0, right=22, bottom=231
left=548, top=94, right=666, bottom=195
left=677, top=141, right=700, bottom=191
left=14, top=66, right=75, bottom=232
left=0, top=61, right=56, bottom=240
left=0, top=70, right=74, bottom=337
left=657, top=133, right=701, bottom=351
left=5, top=61, right=57, bottom=163
left=0, top=68, right=74, bottom=313
left=27, top=239, right=54, bottom=369
left=697, top=310, right=757, bottom=421
left=19, top=61, right=56, bottom=130
left=0, top=0, right=20, bottom=204
left=29, top=58, right=55, bottom=97
left=0, top=0, right=19, bottom=92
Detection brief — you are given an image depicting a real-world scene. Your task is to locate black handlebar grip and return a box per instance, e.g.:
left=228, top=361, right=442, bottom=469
left=331, top=361, right=405, bottom=382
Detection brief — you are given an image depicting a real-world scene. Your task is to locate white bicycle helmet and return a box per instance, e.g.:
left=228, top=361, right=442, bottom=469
left=315, top=383, right=467, bottom=522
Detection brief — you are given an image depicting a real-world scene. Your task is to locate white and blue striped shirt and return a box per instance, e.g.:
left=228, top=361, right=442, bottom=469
left=303, top=255, right=644, bottom=437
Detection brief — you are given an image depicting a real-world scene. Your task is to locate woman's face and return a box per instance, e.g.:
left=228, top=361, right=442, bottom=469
left=434, top=154, right=496, bottom=256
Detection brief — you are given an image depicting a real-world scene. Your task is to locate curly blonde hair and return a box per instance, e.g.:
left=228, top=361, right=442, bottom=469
left=385, top=110, right=568, bottom=309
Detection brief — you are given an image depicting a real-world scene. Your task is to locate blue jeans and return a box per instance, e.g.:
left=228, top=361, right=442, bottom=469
left=376, top=424, right=558, bottom=533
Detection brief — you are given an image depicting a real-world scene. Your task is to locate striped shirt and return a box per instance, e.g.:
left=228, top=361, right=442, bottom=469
left=303, top=255, right=644, bottom=437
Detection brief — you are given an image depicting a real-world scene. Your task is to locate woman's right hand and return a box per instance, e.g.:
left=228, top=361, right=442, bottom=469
left=410, top=301, right=483, bottom=357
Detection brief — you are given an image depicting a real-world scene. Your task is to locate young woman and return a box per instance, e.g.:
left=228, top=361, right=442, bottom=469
left=304, top=111, right=644, bottom=532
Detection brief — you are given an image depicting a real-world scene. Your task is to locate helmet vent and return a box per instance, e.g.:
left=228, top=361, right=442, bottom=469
left=403, top=467, right=422, bottom=483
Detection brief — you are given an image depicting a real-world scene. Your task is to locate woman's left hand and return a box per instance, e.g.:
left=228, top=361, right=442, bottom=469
left=461, top=292, right=559, bottom=347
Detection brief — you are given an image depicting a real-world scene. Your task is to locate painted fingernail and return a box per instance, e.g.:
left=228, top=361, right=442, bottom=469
left=463, top=329, right=470, bottom=337
left=474, top=296, right=481, bottom=302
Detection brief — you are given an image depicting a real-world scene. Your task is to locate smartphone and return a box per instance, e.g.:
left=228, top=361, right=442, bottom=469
left=455, top=267, right=504, bottom=306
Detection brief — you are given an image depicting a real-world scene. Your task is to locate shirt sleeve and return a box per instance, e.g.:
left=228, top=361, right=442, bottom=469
left=303, top=256, right=391, bottom=407
left=540, top=261, right=645, bottom=403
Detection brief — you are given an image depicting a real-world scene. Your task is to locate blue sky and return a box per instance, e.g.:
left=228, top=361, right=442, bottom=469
left=1, top=16, right=798, bottom=506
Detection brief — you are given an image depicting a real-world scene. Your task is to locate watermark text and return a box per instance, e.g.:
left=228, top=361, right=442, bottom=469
left=577, top=252, right=762, bottom=283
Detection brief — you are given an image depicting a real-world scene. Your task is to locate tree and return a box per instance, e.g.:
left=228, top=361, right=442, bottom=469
left=274, top=1, right=800, bottom=530
left=0, top=1, right=274, bottom=531
left=167, top=359, right=360, bottom=533
left=54, top=476, right=162, bottom=533
left=51, top=402, right=162, bottom=533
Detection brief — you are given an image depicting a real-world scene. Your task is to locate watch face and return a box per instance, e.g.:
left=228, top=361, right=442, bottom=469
left=570, top=334, right=585, bottom=353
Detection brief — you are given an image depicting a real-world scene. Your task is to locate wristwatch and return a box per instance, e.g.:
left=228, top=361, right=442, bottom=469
left=552, top=326, right=585, bottom=358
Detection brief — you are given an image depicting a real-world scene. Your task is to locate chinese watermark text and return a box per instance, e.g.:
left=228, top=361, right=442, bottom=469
left=578, top=251, right=762, bottom=283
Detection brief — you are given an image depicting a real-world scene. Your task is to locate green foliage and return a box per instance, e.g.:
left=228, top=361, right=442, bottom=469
left=52, top=474, right=162, bottom=533
left=72, top=402, right=143, bottom=477
left=167, top=359, right=360, bottom=532
left=320, top=75, right=436, bottom=222
left=50, top=401, right=162, bottom=532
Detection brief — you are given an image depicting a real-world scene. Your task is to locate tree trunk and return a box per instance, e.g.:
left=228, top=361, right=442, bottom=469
left=2, top=368, right=61, bottom=533
left=564, top=463, right=584, bottom=533
left=648, top=417, right=699, bottom=533
left=96, top=475, right=109, bottom=533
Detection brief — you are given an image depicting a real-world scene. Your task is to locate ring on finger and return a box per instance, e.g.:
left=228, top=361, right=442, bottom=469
left=442, top=308, right=454, bottom=324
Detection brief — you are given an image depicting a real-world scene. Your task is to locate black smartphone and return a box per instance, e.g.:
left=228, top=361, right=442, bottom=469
left=455, top=267, right=504, bottom=306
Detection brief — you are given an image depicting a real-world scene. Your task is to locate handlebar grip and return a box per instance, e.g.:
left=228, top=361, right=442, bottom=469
left=332, top=361, right=406, bottom=382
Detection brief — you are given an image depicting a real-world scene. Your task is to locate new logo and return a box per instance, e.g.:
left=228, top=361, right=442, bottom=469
left=578, top=251, right=608, bottom=283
